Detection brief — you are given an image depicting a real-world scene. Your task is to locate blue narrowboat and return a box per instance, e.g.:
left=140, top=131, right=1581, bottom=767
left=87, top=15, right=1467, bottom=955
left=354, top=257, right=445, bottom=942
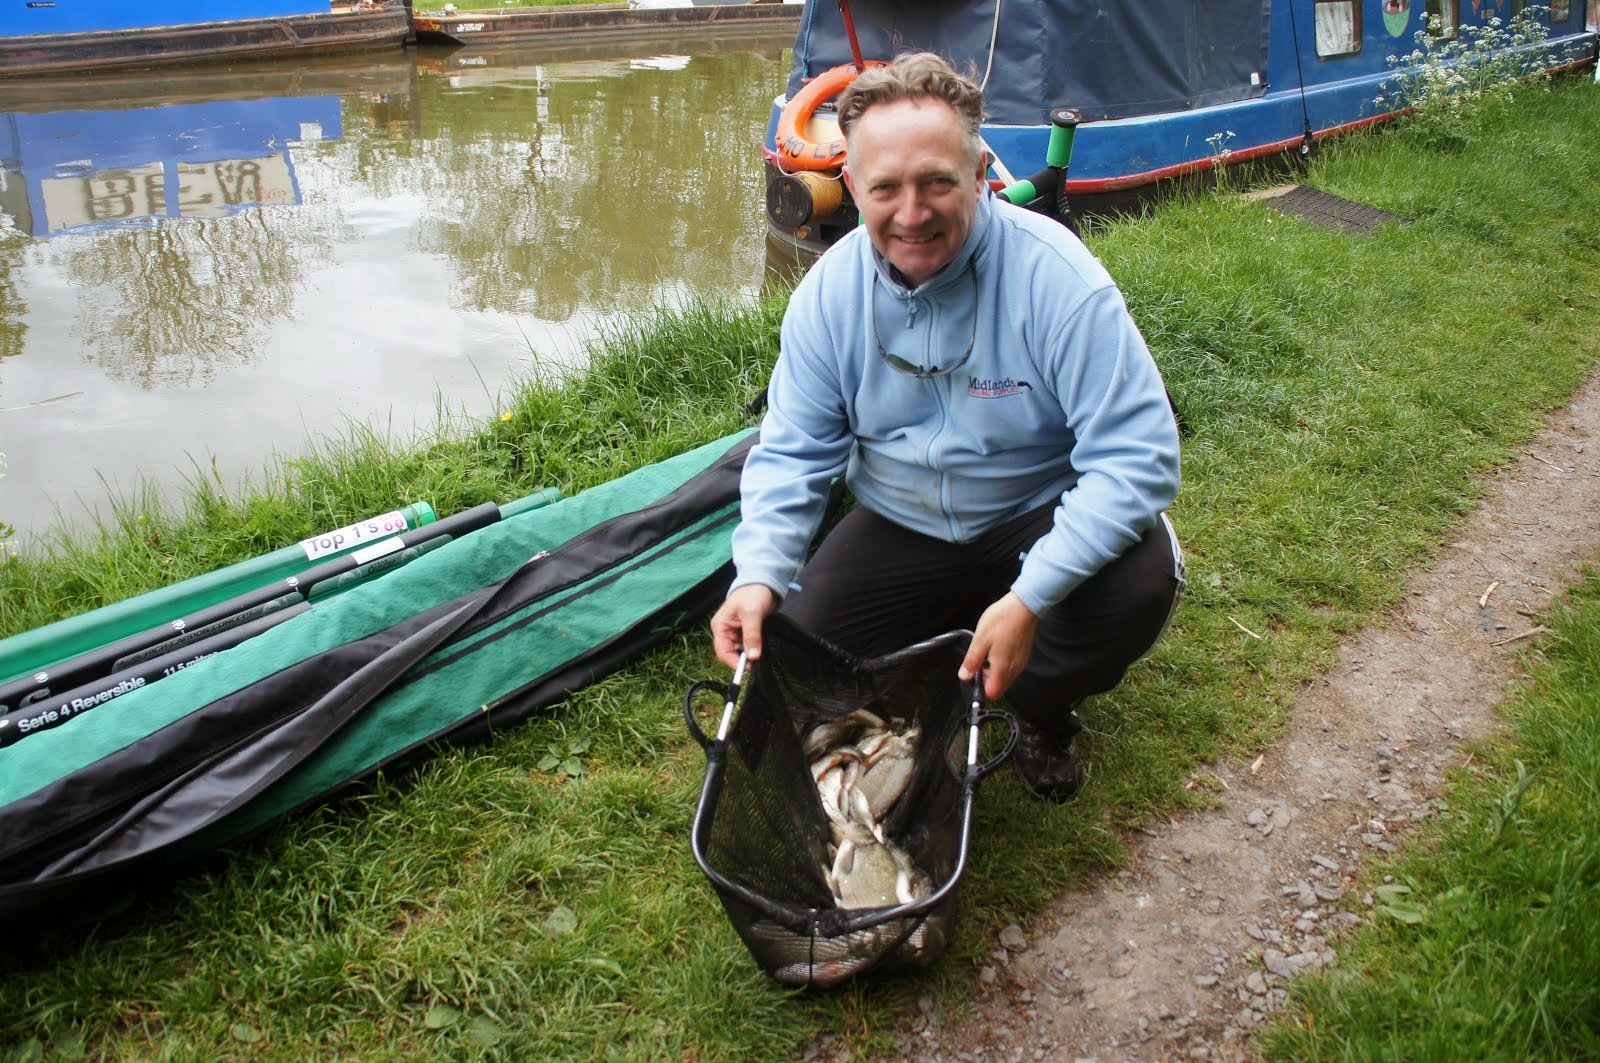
left=763, top=0, right=1598, bottom=250
left=0, top=0, right=411, bottom=78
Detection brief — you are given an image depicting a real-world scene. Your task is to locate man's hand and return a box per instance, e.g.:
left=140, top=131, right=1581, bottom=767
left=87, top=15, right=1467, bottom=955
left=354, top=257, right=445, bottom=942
left=958, top=591, right=1040, bottom=701
left=710, top=584, right=779, bottom=670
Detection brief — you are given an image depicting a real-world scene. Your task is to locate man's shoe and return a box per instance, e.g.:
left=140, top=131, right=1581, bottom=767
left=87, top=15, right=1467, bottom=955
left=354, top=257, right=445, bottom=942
left=1011, top=721, right=1083, bottom=803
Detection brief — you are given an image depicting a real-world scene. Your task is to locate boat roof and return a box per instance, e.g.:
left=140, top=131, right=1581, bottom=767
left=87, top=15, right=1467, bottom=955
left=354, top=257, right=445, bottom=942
left=785, top=0, right=1272, bottom=125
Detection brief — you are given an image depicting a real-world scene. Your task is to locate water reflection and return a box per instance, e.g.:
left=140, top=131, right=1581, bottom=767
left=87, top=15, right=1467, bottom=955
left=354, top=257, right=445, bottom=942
left=1, top=57, right=417, bottom=386
left=3, top=104, right=324, bottom=236
left=0, top=232, right=21, bottom=364
left=66, top=213, right=322, bottom=388
left=405, top=36, right=787, bottom=321
left=0, top=36, right=791, bottom=544
left=8, top=97, right=338, bottom=385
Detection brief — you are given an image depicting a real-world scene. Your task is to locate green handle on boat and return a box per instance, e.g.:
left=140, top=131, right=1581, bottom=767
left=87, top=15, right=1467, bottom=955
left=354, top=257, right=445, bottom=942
left=1000, top=179, right=1039, bottom=205
left=1000, top=109, right=1082, bottom=206
left=1046, top=107, right=1080, bottom=170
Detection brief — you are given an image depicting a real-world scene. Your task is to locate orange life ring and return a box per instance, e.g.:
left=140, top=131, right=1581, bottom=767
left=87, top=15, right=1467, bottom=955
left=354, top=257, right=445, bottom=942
left=773, top=60, right=888, bottom=171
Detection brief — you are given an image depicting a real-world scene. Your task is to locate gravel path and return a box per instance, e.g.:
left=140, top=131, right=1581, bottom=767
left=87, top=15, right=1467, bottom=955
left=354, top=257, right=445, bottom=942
left=830, top=370, right=1600, bottom=1062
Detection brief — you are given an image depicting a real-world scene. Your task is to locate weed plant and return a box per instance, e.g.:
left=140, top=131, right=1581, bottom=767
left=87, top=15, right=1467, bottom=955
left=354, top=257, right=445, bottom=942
left=1374, top=5, right=1589, bottom=152
left=1, top=76, right=1599, bottom=1063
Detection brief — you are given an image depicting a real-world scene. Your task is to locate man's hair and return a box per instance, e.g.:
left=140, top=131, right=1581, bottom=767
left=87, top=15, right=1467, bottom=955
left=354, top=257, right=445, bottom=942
left=836, top=52, right=986, bottom=168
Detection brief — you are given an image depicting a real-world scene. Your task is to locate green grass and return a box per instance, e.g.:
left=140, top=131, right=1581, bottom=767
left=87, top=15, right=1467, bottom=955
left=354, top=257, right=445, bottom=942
left=1259, top=565, right=1600, bottom=1061
left=2, top=75, right=1599, bottom=1062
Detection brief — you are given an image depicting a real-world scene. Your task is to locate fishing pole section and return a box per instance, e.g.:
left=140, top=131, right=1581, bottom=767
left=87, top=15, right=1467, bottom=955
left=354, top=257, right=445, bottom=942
left=0, top=486, right=565, bottom=746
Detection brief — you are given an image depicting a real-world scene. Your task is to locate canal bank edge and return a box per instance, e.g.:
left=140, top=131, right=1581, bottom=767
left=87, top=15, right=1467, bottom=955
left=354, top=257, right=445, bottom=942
left=411, top=1, right=803, bottom=48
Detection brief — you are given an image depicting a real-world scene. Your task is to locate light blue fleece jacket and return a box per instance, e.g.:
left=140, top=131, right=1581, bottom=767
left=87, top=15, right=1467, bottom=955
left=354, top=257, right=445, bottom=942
left=732, top=190, right=1180, bottom=616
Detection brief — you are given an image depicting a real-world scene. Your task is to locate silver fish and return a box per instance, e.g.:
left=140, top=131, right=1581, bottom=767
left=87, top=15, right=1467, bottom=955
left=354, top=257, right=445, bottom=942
left=800, top=708, right=886, bottom=761
left=887, top=913, right=950, bottom=970
left=812, top=748, right=875, bottom=845
left=806, top=715, right=931, bottom=910
left=745, top=918, right=883, bottom=987
left=772, top=956, right=873, bottom=988
left=829, top=837, right=923, bottom=908
left=853, top=728, right=918, bottom=822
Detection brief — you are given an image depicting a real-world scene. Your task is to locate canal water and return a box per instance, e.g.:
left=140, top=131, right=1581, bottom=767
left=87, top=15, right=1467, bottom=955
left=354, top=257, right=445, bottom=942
left=0, top=29, right=796, bottom=549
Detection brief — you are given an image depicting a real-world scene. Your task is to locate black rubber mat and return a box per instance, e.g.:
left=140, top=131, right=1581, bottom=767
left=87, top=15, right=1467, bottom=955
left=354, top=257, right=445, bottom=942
left=1266, top=185, right=1409, bottom=236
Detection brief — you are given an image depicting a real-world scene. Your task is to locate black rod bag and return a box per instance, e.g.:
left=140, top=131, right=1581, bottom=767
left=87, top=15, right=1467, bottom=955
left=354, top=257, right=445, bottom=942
left=0, top=431, right=757, bottom=940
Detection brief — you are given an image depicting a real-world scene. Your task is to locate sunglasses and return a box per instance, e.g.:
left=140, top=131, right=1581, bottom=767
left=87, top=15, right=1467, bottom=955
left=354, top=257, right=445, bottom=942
left=871, top=260, right=979, bottom=379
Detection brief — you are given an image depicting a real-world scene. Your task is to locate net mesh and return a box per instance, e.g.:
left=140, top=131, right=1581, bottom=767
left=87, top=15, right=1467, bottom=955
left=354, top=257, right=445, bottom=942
left=691, top=613, right=979, bottom=988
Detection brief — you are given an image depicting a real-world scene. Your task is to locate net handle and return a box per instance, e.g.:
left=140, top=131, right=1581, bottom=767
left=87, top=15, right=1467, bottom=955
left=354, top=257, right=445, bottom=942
left=964, top=709, right=1018, bottom=781
left=682, top=651, right=745, bottom=749
left=681, top=679, right=725, bottom=750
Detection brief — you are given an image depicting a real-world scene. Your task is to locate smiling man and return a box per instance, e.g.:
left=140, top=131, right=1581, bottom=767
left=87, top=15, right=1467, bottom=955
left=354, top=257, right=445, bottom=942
left=843, top=87, right=981, bottom=286
left=710, top=52, right=1184, bottom=802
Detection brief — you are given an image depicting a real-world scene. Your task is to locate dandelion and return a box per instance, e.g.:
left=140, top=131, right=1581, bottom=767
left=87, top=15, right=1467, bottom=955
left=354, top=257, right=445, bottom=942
left=501, top=412, right=514, bottom=423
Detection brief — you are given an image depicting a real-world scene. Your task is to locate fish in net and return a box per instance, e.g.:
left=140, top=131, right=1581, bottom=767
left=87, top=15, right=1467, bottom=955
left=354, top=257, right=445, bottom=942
left=685, top=612, right=1015, bottom=988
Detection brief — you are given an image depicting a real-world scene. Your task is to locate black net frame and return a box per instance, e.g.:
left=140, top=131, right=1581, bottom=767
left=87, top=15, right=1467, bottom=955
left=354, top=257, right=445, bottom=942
left=686, top=613, right=1014, bottom=989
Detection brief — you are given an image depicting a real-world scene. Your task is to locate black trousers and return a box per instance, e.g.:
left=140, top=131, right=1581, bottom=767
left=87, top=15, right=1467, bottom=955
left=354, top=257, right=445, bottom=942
left=779, top=502, right=1184, bottom=744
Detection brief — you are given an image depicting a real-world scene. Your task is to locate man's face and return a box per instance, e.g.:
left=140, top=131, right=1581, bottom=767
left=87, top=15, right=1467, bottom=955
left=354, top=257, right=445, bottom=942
left=843, top=98, right=985, bottom=288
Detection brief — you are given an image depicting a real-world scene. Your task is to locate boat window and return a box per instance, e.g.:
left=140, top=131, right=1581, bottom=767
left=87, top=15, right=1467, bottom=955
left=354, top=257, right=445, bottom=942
left=1549, top=0, right=1569, bottom=21
left=1314, top=0, right=1362, bottom=58
left=1424, top=0, right=1459, bottom=37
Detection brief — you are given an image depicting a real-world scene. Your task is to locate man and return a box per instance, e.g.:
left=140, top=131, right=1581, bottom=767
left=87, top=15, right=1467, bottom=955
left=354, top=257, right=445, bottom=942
left=711, top=52, right=1183, bottom=801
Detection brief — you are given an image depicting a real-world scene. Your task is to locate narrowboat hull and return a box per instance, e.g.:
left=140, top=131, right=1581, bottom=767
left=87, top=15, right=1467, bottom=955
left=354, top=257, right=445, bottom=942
left=412, top=0, right=800, bottom=47
left=764, top=0, right=1599, bottom=253
left=0, top=3, right=411, bottom=78
left=413, top=20, right=794, bottom=77
left=0, top=46, right=416, bottom=109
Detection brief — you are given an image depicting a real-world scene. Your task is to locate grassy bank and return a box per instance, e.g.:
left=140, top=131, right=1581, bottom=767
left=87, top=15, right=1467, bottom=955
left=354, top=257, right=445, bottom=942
left=2, top=74, right=1599, bottom=1062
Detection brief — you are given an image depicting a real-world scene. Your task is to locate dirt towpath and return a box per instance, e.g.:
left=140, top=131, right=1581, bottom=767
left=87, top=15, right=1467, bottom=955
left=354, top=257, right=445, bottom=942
left=840, top=370, right=1600, bottom=1062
